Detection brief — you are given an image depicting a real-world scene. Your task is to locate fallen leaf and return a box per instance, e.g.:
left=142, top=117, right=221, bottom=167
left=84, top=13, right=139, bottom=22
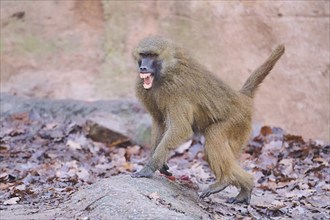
left=0, top=173, right=8, bottom=182
left=148, top=192, right=160, bottom=200
left=123, top=162, right=134, bottom=171
left=260, top=126, right=273, bottom=136
left=44, top=123, right=58, bottom=129
left=166, top=176, right=176, bottom=181
left=126, top=145, right=141, bottom=156
left=180, top=175, right=189, bottom=181
left=15, top=184, right=26, bottom=191
left=278, top=158, right=294, bottom=176
left=77, top=167, right=90, bottom=181
left=175, top=140, right=192, bottom=154
left=4, top=197, right=20, bottom=205
left=66, top=139, right=82, bottom=150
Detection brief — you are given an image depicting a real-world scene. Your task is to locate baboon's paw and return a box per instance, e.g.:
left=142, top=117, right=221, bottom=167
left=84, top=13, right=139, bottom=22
left=159, top=167, right=173, bottom=176
left=226, top=196, right=250, bottom=205
left=131, top=166, right=154, bottom=178
left=199, top=188, right=215, bottom=199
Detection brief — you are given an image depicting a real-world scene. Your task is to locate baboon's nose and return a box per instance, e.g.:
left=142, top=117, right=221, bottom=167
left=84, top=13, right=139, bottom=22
left=140, top=66, right=148, bottom=72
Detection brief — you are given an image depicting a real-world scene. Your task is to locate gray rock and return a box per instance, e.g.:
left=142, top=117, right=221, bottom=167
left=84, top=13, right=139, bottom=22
left=61, top=175, right=210, bottom=220
left=1, top=175, right=211, bottom=220
left=0, top=93, right=152, bottom=147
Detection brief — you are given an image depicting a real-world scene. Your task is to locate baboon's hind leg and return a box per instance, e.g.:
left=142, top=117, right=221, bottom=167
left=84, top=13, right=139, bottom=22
left=200, top=122, right=253, bottom=204
left=226, top=163, right=253, bottom=205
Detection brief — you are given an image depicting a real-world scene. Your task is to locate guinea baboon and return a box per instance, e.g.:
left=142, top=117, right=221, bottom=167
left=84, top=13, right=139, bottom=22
left=131, top=36, right=285, bottom=204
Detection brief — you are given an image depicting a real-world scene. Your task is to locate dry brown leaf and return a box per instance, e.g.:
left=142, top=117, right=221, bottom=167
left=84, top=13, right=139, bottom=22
left=126, top=145, right=141, bottom=156
left=260, top=126, right=273, bottom=136
left=123, top=162, right=134, bottom=171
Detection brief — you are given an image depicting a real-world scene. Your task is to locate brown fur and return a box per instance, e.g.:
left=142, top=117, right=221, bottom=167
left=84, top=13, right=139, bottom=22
left=132, top=36, right=285, bottom=204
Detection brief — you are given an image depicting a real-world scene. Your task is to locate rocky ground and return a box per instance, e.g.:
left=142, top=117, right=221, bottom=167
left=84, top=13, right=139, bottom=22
left=0, top=94, right=329, bottom=219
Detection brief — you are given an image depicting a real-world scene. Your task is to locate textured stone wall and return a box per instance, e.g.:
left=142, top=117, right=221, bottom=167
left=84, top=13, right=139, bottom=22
left=1, top=1, right=329, bottom=141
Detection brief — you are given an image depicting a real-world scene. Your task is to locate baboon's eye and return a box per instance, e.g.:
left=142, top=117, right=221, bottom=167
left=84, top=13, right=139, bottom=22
left=140, top=53, right=158, bottom=58
left=149, top=53, right=158, bottom=58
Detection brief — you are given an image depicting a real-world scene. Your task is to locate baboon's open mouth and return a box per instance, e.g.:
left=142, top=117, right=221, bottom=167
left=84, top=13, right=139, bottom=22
left=140, top=73, right=154, bottom=89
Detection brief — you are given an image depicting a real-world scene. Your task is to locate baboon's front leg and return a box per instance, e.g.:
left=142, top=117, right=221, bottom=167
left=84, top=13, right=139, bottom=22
left=132, top=103, right=193, bottom=178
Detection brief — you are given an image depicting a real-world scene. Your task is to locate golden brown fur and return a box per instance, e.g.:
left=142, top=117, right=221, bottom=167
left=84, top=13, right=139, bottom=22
left=132, top=36, right=285, bottom=204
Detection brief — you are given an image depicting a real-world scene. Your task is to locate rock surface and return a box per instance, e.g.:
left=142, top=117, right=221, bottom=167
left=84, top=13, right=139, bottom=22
left=0, top=93, right=152, bottom=147
left=1, top=175, right=210, bottom=220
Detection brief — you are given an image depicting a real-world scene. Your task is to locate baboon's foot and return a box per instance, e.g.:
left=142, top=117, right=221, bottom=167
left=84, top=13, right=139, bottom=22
left=226, top=189, right=251, bottom=205
left=131, top=165, right=154, bottom=178
left=199, top=182, right=229, bottom=199
left=159, top=164, right=172, bottom=176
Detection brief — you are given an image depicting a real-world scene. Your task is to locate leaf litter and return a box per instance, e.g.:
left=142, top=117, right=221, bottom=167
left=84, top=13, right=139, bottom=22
left=0, top=111, right=329, bottom=219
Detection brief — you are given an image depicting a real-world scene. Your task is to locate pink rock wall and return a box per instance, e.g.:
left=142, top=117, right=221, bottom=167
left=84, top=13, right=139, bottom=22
left=1, top=1, right=329, bottom=142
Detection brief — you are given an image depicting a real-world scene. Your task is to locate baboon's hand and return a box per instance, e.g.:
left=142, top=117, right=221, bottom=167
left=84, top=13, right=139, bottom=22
left=159, top=164, right=172, bottom=176
left=199, top=190, right=212, bottom=199
left=131, top=165, right=154, bottom=178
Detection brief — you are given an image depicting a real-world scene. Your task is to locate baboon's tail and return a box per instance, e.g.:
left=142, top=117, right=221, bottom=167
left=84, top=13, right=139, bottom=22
left=240, top=45, right=285, bottom=98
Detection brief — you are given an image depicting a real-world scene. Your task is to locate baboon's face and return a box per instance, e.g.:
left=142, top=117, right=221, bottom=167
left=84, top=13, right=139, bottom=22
left=137, top=53, right=162, bottom=89
left=133, top=36, right=169, bottom=90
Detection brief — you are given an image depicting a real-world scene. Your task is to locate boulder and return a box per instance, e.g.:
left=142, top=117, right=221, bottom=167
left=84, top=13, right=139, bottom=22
left=1, top=175, right=211, bottom=220
left=0, top=93, right=152, bottom=147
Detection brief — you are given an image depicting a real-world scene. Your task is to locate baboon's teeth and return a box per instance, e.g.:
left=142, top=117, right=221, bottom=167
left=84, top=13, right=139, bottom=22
left=140, top=73, right=151, bottom=79
left=140, top=73, right=154, bottom=89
